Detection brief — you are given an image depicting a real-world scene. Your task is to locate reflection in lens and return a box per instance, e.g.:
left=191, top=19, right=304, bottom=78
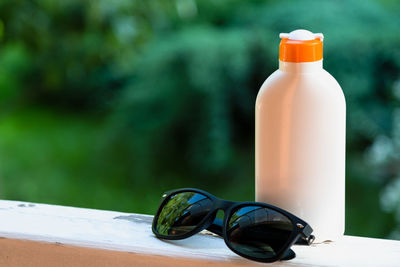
left=227, top=205, right=293, bottom=259
left=156, top=192, right=213, bottom=236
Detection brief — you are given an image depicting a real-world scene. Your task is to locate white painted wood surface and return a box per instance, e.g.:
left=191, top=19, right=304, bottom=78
left=0, top=200, right=399, bottom=266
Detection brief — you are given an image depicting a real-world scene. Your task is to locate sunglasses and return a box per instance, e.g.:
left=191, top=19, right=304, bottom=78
left=152, top=188, right=315, bottom=263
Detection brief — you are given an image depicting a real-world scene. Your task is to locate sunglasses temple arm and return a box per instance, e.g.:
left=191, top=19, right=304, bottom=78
left=297, top=224, right=315, bottom=245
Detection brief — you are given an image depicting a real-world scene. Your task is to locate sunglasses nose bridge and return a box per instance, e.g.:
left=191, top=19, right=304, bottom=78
left=214, top=199, right=235, bottom=211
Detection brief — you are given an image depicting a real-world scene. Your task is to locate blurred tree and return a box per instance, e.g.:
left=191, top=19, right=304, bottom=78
left=0, top=0, right=179, bottom=110
left=109, top=27, right=271, bottom=186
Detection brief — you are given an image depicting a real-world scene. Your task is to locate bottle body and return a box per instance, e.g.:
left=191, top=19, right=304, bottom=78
left=255, top=60, right=346, bottom=241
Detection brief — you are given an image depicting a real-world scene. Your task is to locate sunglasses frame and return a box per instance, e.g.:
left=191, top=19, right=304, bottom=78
left=152, top=188, right=314, bottom=263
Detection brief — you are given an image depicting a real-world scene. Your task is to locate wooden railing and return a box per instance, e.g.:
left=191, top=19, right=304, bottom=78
left=0, top=200, right=399, bottom=266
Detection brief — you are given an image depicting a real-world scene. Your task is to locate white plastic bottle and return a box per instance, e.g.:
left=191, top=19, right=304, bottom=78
left=255, top=29, right=346, bottom=242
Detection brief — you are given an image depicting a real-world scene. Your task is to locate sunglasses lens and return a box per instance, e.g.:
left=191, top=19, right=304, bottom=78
left=155, top=192, right=213, bottom=236
left=227, top=205, right=293, bottom=260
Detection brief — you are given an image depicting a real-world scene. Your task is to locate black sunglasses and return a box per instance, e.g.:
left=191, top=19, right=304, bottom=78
left=152, top=188, right=315, bottom=263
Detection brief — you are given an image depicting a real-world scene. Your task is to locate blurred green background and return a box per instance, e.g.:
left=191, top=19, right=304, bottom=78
left=0, top=0, right=400, bottom=240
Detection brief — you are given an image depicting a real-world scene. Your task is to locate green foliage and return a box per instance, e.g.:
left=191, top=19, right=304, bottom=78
left=0, top=109, right=169, bottom=213
left=0, top=0, right=177, bottom=109
left=0, top=0, right=399, bottom=239
left=156, top=192, right=200, bottom=235
left=110, top=26, right=269, bottom=186
left=0, top=43, right=31, bottom=101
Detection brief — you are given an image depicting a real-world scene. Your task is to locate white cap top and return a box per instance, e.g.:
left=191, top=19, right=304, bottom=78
left=280, top=29, right=324, bottom=41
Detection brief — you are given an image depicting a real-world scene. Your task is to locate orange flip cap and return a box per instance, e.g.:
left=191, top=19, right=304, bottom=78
left=279, top=30, right=323, bottom=63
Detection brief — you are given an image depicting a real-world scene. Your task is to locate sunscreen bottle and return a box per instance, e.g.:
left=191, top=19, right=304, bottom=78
left=255, top=29, right=346, bottom=241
